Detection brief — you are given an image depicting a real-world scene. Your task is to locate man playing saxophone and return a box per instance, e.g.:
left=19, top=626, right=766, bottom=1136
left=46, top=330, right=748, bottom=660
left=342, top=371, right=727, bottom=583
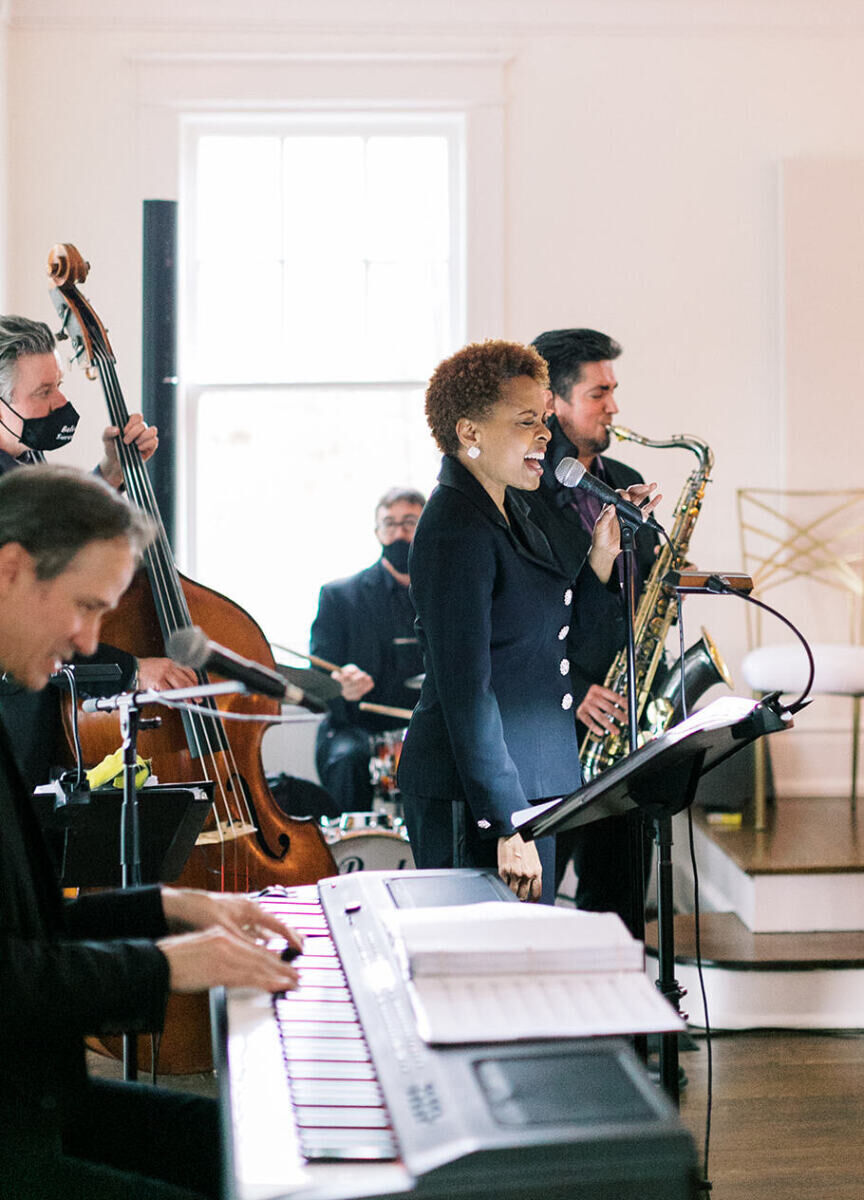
left=521, top=328, right=659, bottom=928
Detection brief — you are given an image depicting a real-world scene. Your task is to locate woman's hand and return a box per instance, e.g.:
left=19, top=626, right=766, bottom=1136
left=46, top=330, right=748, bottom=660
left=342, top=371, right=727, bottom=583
left=621, top=481, right=662, bottom=521
left=587, top=482, right=662, bottom=583
left=497, top=833, right=543, bottom=902
left=587, top=504, right=620, bottom=582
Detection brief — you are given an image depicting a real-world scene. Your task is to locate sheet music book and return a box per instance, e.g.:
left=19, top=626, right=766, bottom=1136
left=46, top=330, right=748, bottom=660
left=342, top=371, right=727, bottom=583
left=384, top=903, right=684, bottom=1045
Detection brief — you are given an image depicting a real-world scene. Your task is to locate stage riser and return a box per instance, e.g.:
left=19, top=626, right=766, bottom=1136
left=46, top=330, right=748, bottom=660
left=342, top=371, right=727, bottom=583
left=672, top=813, right=864, bottom=933
left=648, top=956, right=864, bottom=1031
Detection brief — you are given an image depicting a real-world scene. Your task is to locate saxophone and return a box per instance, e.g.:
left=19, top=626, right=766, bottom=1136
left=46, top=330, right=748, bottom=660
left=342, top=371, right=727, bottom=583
left=579, top=425, right=732, bottom=781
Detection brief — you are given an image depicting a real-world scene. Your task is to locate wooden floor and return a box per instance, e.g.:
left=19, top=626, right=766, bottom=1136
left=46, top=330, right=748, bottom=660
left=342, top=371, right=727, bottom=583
left=90, top=1029, right=864, bottom=1198
left=679, top=1030, right=864, bottom=1198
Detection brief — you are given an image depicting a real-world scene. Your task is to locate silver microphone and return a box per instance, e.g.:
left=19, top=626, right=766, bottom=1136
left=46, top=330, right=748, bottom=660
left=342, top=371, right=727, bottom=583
left=554, top=457, right=659, bottom=529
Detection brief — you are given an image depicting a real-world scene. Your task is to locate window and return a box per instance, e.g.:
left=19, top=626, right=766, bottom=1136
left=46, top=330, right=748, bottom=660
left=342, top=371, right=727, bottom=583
left=181, top=114, right=464, bottom=653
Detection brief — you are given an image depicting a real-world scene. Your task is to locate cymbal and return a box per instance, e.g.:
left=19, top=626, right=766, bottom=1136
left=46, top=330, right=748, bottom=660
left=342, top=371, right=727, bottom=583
left=275, top=663, right=341, bottom=704
left=404, top=674, right=425, bottom=690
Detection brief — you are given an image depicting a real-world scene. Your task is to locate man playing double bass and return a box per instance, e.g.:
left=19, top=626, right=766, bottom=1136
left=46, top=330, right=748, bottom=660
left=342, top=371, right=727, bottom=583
left=0, top=314, right=195, bottom=787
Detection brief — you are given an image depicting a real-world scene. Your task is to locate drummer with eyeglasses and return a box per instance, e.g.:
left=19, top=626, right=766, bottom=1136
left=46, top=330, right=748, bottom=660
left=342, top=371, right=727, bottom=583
left=310, top=486, right=427, bottom=813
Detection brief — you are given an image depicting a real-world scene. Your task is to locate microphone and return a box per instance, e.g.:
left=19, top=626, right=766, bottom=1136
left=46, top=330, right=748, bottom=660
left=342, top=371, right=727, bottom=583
left=554, top=457, right=660, bottom=529
left=167, top=627, right=301, bottom=702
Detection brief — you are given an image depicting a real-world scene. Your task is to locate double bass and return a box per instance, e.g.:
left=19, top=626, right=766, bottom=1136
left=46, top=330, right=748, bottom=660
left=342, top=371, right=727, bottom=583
left=48, top=243, right=336, bottom=1072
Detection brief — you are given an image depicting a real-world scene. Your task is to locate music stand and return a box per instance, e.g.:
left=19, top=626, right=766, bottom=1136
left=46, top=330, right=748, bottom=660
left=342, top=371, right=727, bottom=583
left=32, top=782, right=213, bottom=887
left=512, top=693, right=793, bottom=1105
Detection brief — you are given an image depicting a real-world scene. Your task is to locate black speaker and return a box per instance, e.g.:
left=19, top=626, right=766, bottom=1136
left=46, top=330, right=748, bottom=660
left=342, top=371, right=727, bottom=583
left=141, top=199, right=178, bottom=550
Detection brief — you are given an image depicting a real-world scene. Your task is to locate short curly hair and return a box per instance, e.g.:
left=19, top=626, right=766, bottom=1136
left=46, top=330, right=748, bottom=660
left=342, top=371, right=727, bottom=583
left=425, top=340, right=549, bottom=456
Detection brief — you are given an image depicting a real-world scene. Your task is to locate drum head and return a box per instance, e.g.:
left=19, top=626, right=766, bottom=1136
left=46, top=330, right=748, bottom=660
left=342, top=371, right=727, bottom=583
left=330, top=830, right=416, bottom=874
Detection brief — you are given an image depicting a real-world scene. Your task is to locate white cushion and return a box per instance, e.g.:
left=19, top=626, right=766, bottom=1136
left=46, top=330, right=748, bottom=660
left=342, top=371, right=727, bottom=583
left=742, top=642, right=864, bottom=696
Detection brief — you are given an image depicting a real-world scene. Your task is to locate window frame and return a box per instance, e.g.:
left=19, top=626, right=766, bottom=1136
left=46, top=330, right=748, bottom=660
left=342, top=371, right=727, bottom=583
left=178, top=111, right=466, bottom=598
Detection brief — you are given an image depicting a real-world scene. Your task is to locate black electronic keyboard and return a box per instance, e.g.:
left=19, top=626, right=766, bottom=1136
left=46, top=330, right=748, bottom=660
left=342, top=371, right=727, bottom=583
left=212, top=870, right=697, bottom=1200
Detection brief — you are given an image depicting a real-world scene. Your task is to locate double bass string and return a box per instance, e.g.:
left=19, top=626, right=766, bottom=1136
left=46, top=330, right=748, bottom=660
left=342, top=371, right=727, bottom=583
left=92, top=345, right=257, bottom=873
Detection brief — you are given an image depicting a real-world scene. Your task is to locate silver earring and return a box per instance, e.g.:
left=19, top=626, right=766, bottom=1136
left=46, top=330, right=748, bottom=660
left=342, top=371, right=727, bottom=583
left=467, top=446, right=480, bottom=459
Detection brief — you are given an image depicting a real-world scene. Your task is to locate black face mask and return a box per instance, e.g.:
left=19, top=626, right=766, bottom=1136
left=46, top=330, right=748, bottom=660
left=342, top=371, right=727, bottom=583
left=0, top=396, right=79, bottom=453
left=381, top=539, right=411, bottom=575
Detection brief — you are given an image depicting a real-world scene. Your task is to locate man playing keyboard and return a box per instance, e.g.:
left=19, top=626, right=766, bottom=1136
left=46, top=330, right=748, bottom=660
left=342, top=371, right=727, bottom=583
left=0, top=465, right=302, bottom=1200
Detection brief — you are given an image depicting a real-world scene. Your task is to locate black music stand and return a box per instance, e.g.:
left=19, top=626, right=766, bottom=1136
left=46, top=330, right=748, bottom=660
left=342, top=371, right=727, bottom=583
left=79, top=678, right=247, bottom=1080
left=512, top=694, right=793, bottom=1105
left=32, top=782, right=213, bottom=887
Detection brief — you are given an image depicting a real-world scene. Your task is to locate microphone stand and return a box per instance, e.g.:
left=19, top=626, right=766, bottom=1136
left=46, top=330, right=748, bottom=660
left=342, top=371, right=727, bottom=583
left=617, top=519, right=647, bottom=945
left=618, top=518, right=650, bottom=1069
left=84, top=679, right=248, bottom=1081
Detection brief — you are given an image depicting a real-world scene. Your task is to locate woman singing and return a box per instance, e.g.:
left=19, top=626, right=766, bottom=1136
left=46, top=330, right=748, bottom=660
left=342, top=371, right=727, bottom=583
left=398, top=340, right=656, bottom=903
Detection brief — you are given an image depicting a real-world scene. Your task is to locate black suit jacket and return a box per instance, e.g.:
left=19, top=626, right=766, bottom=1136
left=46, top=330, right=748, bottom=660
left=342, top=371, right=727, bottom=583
left=0, top=715, right=169, bottom=1145
left=397, top=456, right=584, bottom=836
left=521, top=415, right=659, bottom=706
left=310, top=559, right=424, bottom=734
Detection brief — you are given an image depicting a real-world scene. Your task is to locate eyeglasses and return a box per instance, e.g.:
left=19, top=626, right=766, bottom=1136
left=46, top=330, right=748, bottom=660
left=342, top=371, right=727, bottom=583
left=377, top=516, right=419, bottom=533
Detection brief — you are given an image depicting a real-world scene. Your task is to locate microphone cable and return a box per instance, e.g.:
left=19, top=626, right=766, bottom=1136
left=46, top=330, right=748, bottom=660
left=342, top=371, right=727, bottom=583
left=675, top=604, right=714, bottom=1192
left=674, top=577, right=814, bottom=1192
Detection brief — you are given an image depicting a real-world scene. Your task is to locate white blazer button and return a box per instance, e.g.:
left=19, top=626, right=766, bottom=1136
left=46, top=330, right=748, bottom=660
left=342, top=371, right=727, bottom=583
left=558, top=625, right=570, bottom=640
left=560, top=658, right=570, bottom=675
left=564, top=588, right=573, bottom=606
left=561, top=693, right=573, bottom=711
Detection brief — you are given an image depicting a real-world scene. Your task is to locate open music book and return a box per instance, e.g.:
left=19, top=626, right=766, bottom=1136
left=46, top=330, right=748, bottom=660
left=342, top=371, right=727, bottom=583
left=384, top=902, right=684, bottom=1045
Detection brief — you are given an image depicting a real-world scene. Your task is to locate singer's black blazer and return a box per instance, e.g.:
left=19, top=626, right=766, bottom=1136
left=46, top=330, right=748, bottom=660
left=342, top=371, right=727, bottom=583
left=520, top=414, right=659, bottom=708
left=397, top=455, right=594, bottom=837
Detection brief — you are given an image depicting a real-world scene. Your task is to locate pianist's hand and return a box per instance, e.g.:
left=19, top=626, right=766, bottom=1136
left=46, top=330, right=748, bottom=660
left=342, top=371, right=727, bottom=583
left=160, top=886, right=304, bottom=955
left=497, top=833, right=542, bottom=902
left=158, top=926, right=301, bottom=994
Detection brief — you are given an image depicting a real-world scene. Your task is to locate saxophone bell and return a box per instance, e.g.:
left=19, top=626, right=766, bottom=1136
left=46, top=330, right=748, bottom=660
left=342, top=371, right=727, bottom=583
left=646, top=628, right=734, bottom=735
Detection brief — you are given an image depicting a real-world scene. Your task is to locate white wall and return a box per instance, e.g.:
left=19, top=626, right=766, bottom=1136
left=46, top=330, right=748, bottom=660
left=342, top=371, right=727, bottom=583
left=0, top=2, right=8, bottom=309
left=6, top=0, right=864, bottom=794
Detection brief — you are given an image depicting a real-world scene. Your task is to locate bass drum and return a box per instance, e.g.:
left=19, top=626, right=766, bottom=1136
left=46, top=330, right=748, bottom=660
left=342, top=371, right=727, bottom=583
left=323, top=812, right=415, bottom=874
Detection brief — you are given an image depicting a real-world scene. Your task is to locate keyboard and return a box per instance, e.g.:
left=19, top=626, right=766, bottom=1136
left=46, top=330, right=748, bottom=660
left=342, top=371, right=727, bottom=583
left=212, top=869, right=697, bottom=1200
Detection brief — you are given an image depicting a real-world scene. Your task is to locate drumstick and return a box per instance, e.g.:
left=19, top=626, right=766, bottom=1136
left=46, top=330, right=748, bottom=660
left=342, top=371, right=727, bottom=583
left=278, top=648, right=413, bottom=719
left=359, top=702, right=414, bottom=721
left=278, top=646, right=341, bottom=673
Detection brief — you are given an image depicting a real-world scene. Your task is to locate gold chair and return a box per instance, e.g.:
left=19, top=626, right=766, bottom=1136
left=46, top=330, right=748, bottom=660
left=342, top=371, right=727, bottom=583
left=737, top=488, right=864, bottom=827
